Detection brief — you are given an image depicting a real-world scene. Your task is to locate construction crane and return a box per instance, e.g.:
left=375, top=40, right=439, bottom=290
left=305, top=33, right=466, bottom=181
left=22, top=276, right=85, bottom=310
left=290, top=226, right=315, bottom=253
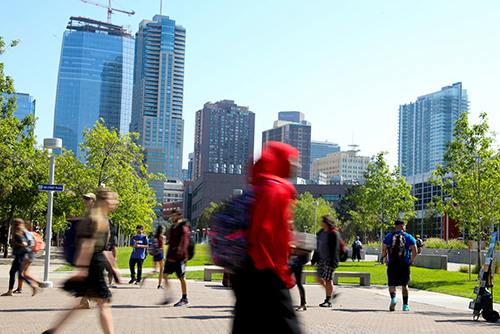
left=81, top=0, right=135, bottom=23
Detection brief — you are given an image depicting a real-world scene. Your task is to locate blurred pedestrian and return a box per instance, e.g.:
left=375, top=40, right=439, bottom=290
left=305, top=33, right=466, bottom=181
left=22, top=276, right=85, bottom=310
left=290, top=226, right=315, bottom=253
left=415, top=235, right=423, bottom=254
left=142, top=224, right=166, bottom=289
left=0, top=221, right=7, bottom=253
left=129, top=225, right=148, bottom=285
left=290, top=245, right=311, bottom=311
left=232, top=141, right=301, bottom=334
left=14, top=220, right=42, bottom=294
left=352, top=236, right=362, bottom=262
left=161, top=209, right=190, bottom=306
left=311, top=215, right=341, bottom=308
left=43, top=188, right=119, bottom=334
left=1, top=219, right=40, bottom=297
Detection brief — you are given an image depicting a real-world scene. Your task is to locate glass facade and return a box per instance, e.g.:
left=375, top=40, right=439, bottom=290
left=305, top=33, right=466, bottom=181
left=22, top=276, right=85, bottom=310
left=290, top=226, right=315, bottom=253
left=130, top=15, right=186, bottom=212
left=2, top=92, right=36, bottom=135
left=398, top=82, right=469, bottom=177
left=53, top=17, right=134, bottom=156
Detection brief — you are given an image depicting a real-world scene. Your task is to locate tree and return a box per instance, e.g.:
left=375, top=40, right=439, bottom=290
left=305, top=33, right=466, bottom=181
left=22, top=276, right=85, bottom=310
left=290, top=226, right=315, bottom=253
left=54, top=121, right=159, bottom=236
left=196, top=202, right=226, bottom=242
left=431, top=112, right=500, bottom=267
left=337, top=185, right=376, bottom=243
left=292, top=192, right=335, bottom=234
left=0, top=37, right=50, bottom=257
left=350, top=152, right=416, bottom=261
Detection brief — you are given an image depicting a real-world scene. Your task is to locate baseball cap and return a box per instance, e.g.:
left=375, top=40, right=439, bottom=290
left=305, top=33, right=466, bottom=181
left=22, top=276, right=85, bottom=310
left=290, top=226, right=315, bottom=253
left=83, top=193, right=96, bottom=201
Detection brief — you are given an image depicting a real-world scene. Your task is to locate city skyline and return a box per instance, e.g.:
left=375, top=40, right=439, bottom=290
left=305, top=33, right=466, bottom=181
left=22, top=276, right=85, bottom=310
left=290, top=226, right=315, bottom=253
left=2, top=1, right=499, bottom=170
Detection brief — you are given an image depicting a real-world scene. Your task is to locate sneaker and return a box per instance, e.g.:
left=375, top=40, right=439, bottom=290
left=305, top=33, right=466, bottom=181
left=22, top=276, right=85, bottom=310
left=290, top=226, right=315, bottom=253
left=389, top=297, right=397, bottom=311
left=157, top=285, right=165, bottom=289
left=174, top=298, right=189, bottom=307
left=296, top=305, right=307, bottom=311
left=110, top=284, right=118, bottom=289
left=319, top=301, right=332, bottom=307
left=135, top=280, right=141, bottom=285
left=128, top=278, right=136, bottom=284
left=402, top=304, right=410, bottom=312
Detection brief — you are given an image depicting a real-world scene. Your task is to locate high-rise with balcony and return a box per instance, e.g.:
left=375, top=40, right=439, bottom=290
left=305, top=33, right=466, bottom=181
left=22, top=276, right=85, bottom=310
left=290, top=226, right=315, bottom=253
left=193, top=100, right=255, bottom=181
left=53, top=16, right=134, bottom=156
left=398, top=82, right=469, bottom=177
left=130, top=15, right=186, bottom=209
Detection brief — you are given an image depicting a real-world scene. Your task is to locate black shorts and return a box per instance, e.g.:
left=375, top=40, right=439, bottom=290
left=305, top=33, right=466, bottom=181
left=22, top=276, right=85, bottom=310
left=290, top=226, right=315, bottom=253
left=387, top=260, right=411, bottom=286
left=163, top=261, right=186, bottom=278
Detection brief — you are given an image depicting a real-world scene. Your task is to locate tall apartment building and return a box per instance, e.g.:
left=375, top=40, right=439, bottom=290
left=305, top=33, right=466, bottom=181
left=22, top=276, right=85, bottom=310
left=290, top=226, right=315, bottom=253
left=193, top=100, right=255, bottom=181
left=130, top=15, right=186, bottom=209
left=53, top=16, right=134, bottom=156
left=398, top=82, right=469, bottom=177
left=312, top=149, right=370, bottom=181
left=262, top=119, right=311, bottom=180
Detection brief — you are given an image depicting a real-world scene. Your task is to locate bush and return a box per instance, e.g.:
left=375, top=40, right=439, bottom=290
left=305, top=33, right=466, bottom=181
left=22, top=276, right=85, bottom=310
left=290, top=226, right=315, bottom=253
left=423, top=238, right=468, bottom=249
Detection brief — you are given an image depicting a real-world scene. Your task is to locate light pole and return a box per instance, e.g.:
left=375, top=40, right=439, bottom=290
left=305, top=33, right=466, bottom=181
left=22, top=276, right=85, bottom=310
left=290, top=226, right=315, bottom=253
left=444, top=196, right=451, bottom=245
left=42, top=138, right=62, bottom=288
left=303, top=226, right=308, bottom=233
left=313, top=201, right=319, bottom=235
left=196, top=229, right=200, bottom=244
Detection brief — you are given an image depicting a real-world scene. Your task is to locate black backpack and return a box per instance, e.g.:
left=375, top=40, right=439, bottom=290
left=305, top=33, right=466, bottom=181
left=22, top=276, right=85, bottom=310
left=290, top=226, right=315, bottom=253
left=63, top=217, right=83, bottom=266
left=388, top=232, right=407, bottom=261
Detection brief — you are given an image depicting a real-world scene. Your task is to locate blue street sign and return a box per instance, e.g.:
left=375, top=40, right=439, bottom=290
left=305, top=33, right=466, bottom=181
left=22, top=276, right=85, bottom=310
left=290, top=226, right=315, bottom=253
left=38, top=184, right=64, bottom=192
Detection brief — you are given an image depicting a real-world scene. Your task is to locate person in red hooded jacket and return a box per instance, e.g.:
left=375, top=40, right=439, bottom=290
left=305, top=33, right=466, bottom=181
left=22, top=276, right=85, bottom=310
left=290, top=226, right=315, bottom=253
left=232, top=141, right=301, bottom=334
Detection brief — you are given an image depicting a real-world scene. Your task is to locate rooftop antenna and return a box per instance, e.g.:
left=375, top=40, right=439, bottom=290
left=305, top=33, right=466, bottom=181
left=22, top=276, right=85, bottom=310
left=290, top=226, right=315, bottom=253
left=160, top=0, right=163, bottom=15
left=80, top=0, right=135, bottom=23
left=348, top=130, right=360, bottom=154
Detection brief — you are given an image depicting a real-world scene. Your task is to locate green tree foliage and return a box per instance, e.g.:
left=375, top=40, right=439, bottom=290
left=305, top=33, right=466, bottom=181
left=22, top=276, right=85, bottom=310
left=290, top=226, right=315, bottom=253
left=350, top=152, right=416, bottom=260
left=292, top=192, right=335, bottom=234
left=54, top=121, right=159, bottom=236
left=0, top=37, right=49, bottom=257
left=431, top=112, right=500, bottom=267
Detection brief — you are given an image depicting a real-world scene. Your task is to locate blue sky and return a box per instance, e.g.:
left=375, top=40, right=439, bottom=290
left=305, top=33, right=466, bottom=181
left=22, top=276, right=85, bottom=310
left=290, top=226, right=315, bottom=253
left=1, top=0, right=499, bottom=169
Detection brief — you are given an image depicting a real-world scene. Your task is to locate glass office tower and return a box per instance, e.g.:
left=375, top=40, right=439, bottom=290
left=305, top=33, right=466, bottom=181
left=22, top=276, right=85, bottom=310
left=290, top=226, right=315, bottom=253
left=130, top=15, right=186, bottom=211
left=53, top=16, right=134, bottom=156
left=2, top=92, right=36, bottom=135
left=398, top=82, right=469, bottom=177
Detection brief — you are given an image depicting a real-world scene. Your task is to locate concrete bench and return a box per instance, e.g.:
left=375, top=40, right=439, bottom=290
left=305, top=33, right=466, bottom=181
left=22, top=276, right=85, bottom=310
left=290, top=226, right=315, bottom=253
left=204, top=266, right=225, bottom=281
left=301, top=271, right=370, bottom=286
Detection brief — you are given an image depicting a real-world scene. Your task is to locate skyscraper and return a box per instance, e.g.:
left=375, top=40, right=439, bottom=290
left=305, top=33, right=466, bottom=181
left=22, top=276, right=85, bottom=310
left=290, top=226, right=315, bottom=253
left=53, top=16, right=134, bottom=156
left=2, top=92, right=36, bottom=122
left=193, top=100, right=255, bottom=181
left=262, top=118, right=311, bottom=180
left=130, top=15, right=186, bottom=208
left=398, top=82, right=469, bottom=177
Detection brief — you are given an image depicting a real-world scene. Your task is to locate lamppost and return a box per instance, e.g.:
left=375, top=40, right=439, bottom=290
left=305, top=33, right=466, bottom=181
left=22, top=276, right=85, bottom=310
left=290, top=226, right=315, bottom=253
left=202, top=228, right=206, bottom=244
left=444, top=196, right=452, bottom=245
left=207, top=227, right=210, bottom=243
left=42, top=138, right=62, bottom=288
left=313, top=201, right=319, bottom=235
left=303, top=226, right=308, bottom=233
left=196, top=229, right=200, bottom=244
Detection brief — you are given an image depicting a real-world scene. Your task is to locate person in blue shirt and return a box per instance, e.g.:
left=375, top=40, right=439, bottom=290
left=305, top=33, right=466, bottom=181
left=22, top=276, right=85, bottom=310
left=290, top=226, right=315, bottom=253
left=129, top=225, right=148, bottom=284
left=382, top=220, right=417, bottom=312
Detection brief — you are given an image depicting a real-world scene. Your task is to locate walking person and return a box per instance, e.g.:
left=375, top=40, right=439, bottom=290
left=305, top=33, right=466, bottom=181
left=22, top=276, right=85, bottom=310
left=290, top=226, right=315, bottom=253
left=14, top=220, right=43, bottom=294
left=232, top=141, right=301, bottom=334
left=106, top=217, right=118, bottom=289
left=161, top=209, right=190, bottom=306
left=351, top=236, right=362, bottom=262
left=311, top=215, right=341, bottom=308
left=382, top=220, right=417, bottom=312
left=290, top=245, right=311, bottom=311
left=42, top=188, right=119, bottom=334
left=142, top=224, right=166, bottom=289
left=129, top=225, right=148, bottom=285
left=1, top=219, right=40, bottom=297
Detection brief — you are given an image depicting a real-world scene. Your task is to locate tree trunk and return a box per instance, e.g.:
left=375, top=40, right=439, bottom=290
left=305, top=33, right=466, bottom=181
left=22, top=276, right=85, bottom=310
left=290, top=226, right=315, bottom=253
left=3, top=204, right=15, bottom=258
left=378, top=227, right=384, bottom=264
left=477, top=233, right=482, bottom=268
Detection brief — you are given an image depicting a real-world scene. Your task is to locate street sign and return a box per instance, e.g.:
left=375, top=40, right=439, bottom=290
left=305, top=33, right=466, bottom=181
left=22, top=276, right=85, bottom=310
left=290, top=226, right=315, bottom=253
left=38, top=184, right=64, bottom=192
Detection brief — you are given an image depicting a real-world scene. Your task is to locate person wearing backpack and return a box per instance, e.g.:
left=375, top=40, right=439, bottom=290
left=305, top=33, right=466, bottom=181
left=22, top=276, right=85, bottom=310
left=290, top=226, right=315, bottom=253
left=141, top=224, right=166, bottom=289
left=382, top=220, right=418, bottom=312
left=14, top=220, right=43, bottom=294
left=232, top=141, right=301, bottom=334
left=311, top=215, right=341, bottom=308
left=1, top=219, right=40, bottom=297
left=161, top=209, right=191, bottom=306
left=351, top=236, right=363, bottom=262
left=129, top=225, right=148, bottom=285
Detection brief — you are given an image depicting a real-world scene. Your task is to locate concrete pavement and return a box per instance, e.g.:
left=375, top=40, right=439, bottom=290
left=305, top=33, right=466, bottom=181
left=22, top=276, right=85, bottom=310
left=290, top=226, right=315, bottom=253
left=0, top=249, right=499, bottom=333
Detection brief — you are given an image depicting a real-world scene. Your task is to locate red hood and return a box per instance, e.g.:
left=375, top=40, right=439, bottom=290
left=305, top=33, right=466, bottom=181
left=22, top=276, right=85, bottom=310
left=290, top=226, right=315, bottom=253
left=251, top=142, right=299, bottom=190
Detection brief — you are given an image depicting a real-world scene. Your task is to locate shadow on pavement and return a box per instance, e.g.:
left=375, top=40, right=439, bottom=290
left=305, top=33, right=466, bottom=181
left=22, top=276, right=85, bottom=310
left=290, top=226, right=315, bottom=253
left=163, top=315, right=232, bottom=320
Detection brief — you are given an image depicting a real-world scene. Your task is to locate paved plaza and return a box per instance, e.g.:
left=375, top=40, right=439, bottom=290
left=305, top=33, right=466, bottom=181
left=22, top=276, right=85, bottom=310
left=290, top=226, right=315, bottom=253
left=0, top=250, right=499, bottom=333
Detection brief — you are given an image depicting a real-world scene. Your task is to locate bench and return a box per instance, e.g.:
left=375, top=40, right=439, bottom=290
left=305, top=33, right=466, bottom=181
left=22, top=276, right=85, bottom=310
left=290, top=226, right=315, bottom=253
left=301, top=271, right=370, bottom=286
left=204, top=266, right=225, bottom=281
